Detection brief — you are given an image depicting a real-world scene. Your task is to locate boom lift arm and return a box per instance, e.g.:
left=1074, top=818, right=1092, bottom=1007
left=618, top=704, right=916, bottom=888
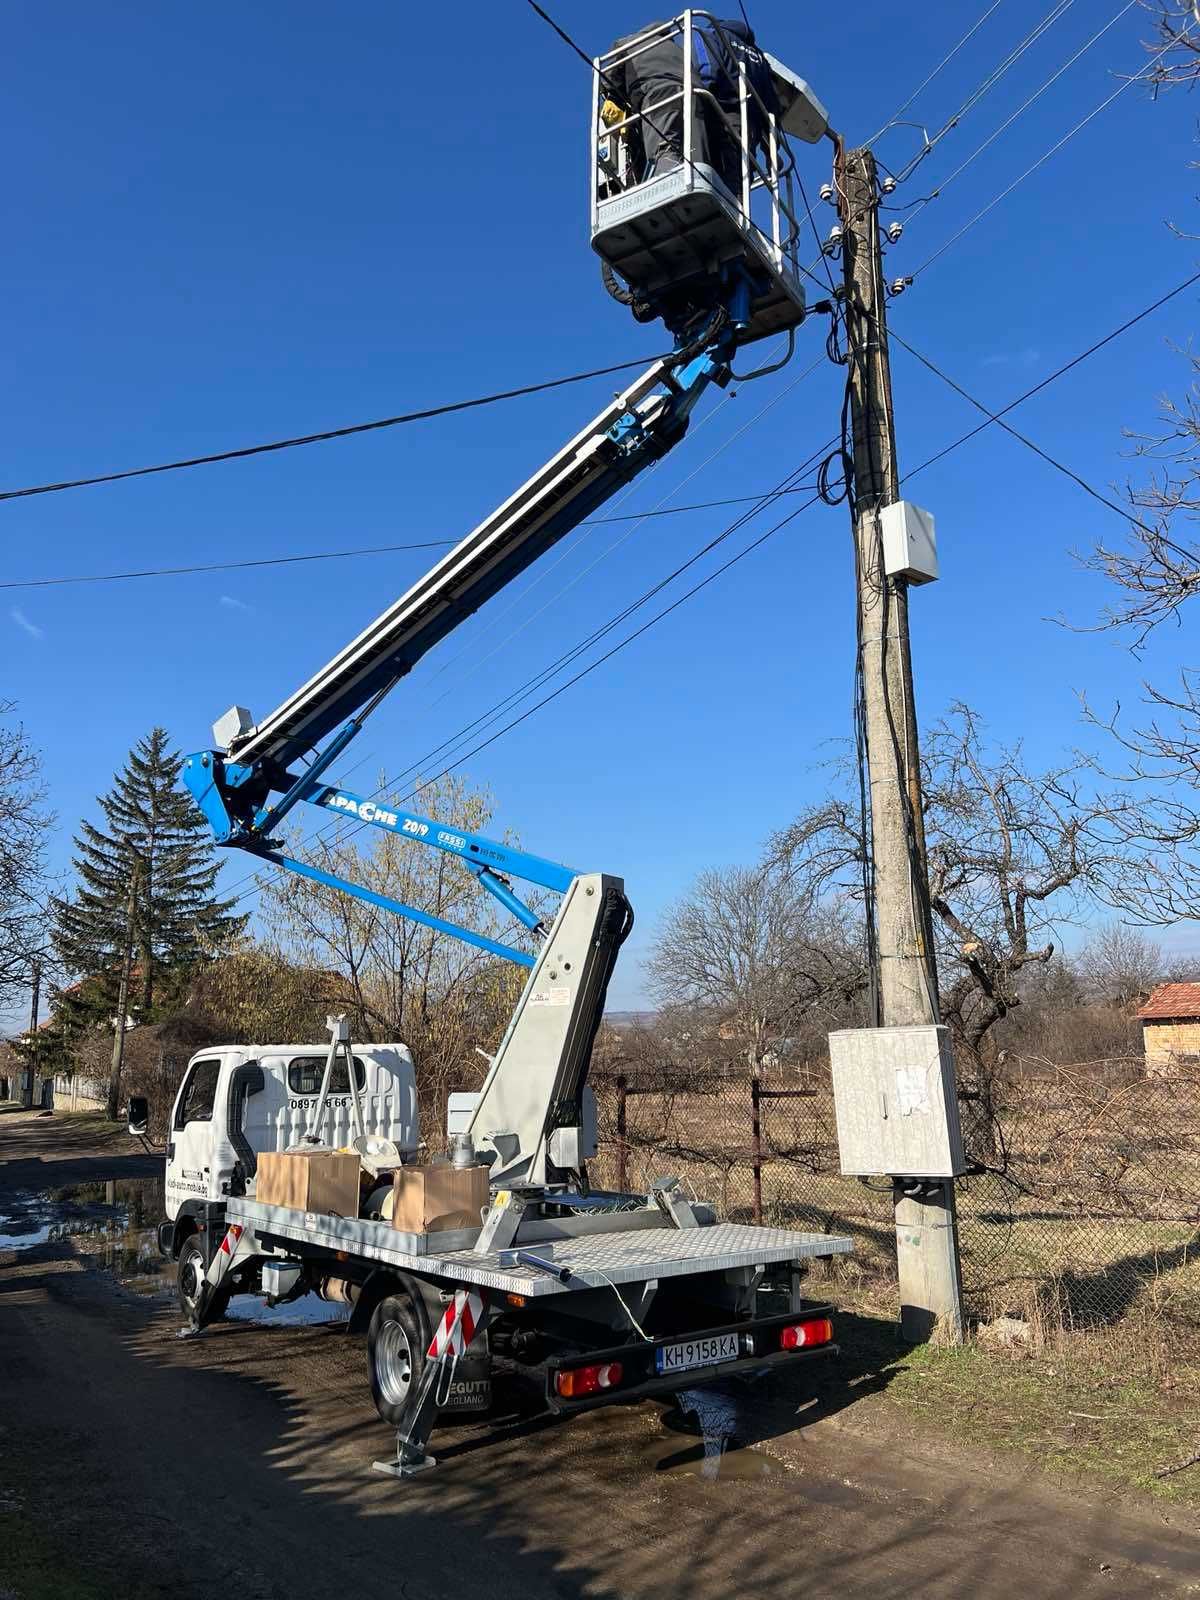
left=183, top=319, right=740, bottom=1186
left=180, top=10, right=828, bottom=1195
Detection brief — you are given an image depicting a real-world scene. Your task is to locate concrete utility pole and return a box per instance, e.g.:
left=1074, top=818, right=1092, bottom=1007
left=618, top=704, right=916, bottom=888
left=108, top=857, right=140, bottom=1121
left=840, top=144, right=964, bottom=1342
left=20, top=957, right=41, bottom=1109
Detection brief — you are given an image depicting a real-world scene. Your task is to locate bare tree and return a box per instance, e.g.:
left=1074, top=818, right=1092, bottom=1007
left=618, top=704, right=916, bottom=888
left=0, top=702, right=52, bottom=1014
left=1141, top=2, right=1200, bottom=90
left=1076, top=357, right=1200, bottom=643
left=1076, top=921, right=1165, bottom=1008
left=772, top=705, right=1140, bottom=1058
left=258, top=772, right=538, bottom=1116
left=645, top=862, right=865, bottom=1074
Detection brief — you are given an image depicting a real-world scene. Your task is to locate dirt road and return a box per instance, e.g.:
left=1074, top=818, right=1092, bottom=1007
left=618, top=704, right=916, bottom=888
left=2, top=1109, right=1197, bottom=1600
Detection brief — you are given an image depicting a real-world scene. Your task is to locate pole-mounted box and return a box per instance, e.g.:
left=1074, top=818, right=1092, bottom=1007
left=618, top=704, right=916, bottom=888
left=828, top=1025, right=966, bottom=1178
left=879, top=501, right=938, bottom=585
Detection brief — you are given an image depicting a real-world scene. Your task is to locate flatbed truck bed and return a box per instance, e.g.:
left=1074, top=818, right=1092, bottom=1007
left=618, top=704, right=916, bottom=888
left=186, top=1192, right=852, bottom=1475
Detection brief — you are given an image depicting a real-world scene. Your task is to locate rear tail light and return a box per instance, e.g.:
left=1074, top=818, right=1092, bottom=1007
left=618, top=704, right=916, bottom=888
left=554, top=1361, right=624, bottom=1399
left=780, top=1317, right=833, bottom=1351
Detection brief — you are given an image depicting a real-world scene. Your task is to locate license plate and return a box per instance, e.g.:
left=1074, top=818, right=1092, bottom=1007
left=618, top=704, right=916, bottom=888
left=655, top=1332, right=740, bottom=1375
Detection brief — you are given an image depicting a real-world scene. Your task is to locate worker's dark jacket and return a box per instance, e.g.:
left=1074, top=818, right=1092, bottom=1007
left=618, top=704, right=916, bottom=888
left=607, top=18, right=779, bottom=189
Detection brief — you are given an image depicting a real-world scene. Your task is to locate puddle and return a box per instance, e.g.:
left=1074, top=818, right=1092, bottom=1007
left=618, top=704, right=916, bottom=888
left=0, top=1178, right=159, bottom=1254
left=569, top=1381, right=786, bottom=1484
left=1, top=1176, right=346, bottom=1327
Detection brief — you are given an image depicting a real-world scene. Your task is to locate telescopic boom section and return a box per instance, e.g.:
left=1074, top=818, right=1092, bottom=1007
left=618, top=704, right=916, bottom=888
left=183, top=333, right=734, bottom=960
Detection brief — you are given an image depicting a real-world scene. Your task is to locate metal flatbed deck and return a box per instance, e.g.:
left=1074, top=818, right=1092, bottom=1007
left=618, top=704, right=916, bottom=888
left=230, top=1198, right=852, bottom=1300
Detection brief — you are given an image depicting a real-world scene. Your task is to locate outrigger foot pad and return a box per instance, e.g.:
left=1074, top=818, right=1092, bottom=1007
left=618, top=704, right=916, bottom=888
left=372, top=1451, right=437, bottom=1480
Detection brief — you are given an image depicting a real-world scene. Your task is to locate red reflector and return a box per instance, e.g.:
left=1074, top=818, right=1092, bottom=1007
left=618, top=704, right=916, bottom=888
left=781, top=1317, right=834, bottom=1351
left=555, top=1361, right=625, bottom=1399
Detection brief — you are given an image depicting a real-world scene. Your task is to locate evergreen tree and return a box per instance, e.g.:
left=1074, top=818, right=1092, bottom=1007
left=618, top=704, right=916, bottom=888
left=52, top=728, right=246, bottom=1034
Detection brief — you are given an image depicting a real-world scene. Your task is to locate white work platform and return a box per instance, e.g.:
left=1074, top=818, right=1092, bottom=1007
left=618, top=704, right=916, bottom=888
left=230, top=1199, right=852, bottom=1300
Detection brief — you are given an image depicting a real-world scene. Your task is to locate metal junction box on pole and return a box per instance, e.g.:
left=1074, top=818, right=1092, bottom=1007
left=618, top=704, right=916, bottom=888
left=828, top=1025, right=966, bottom=1178
left=879, top=500, right=938, bottom=585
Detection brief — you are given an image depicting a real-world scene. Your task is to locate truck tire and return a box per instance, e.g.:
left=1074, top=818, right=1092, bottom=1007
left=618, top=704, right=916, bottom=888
left=367, top=1291, right=428, bottom=1426
left=177, top=1234, right=231, bottom=1328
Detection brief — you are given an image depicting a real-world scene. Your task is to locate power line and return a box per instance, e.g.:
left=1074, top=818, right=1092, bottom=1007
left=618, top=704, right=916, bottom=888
left=217, top=439, right=840, bottom=913
left=898, top=268, right=1200, bottom=497
left=904, top=1, right=1137, bottom=219
left=893, top=0, right=1078, bottom=182
left=0, top=485, right=830, bottom=592
left=0, top=353, right=674, bottom=507
left=866, top=0, right=1007, bottom=145
left=0, top=540, right=457, bottom=591
left=224, top=267, right=1200, bottom=917
left=909, top=27, right=1186, bottom=277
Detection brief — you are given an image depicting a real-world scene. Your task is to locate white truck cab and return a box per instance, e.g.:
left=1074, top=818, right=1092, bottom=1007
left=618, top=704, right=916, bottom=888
left=165, top=1044, right=419, bottom=1220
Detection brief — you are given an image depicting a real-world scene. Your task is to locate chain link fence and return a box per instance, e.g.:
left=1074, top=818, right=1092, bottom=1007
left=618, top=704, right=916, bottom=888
left=589, top=1050, right=1200, bottom=1335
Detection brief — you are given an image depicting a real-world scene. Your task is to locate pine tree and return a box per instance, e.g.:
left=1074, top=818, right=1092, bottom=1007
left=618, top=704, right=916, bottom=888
left=52, top=729, right=246, bottom=1106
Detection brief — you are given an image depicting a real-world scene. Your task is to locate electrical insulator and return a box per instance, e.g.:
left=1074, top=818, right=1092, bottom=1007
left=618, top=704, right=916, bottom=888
left=880, top=175, right=897, bottom=195
left=885, top=221, right=904, bottom=243
left=822, top=223, right=843, bottom=256
left=818, top=181, right=835, bottom=204
left=890, top=277, right=908, bottom=296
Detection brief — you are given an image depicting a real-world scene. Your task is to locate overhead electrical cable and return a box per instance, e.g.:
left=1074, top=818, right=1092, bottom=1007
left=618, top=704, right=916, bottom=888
left=865, top=0, right=1007, bottom=145
left=892, top=269, right=1200, bottom=529
left=222, top=263, right=1200, bottom=916
left=217, top=439, right=840, bottom=912
left=892, top=0, right=1078, bottom=182
left=903, top=0, right=1137, bottom=219
left=416, top=353, right=825, bottom=711
left=909, top=27, right=1188, bottom=276
left=215, top=340, right=826, bottom=894
left=0, top=353, right=676, bottom=506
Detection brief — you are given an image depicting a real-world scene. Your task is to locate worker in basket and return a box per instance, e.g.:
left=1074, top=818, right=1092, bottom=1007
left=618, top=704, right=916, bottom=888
left=604, top=16, right=779, bottom=193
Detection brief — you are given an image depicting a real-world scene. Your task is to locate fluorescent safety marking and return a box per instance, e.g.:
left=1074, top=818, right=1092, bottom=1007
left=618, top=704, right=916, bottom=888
left=428, top=1289, right=486, bottom=1358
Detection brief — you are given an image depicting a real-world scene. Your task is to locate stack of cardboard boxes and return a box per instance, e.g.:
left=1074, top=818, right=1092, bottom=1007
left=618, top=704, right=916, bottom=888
left=255, top=1149, right=489, bottom=1237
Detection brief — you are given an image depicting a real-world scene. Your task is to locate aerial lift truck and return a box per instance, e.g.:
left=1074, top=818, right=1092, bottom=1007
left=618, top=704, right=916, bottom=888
left=142, top=15, right=849, bottom=1475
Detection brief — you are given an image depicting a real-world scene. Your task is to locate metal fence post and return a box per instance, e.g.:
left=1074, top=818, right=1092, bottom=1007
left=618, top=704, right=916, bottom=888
left=751, top=1075, right=763, bottom=1224
left=616, top=1074, right=628, bottom=1193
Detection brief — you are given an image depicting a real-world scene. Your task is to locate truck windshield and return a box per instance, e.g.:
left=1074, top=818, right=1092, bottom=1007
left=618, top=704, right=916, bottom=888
left=287, top=1056, right=366, bottom=1096
left=175, top=1059, right=221, bottom=1127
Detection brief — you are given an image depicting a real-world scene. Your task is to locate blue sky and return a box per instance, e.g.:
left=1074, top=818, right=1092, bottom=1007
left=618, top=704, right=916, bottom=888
left=4, top=1, right=1199, bottom=1019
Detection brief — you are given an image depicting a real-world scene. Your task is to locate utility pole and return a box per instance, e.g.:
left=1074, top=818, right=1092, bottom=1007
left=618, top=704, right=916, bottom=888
left=21, top=957, right=42, bottom=1109
left=108, top=856, right=140, bottom=1122
left=840, top=144, right=964, bottom=1342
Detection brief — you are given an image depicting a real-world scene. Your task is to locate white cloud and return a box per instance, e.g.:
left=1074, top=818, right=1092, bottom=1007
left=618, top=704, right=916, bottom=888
left=219, top=594, right=251, bottom=612
left=10, top=607, right=44, bottom=640
left=982, top=347, right=1041, bottom=370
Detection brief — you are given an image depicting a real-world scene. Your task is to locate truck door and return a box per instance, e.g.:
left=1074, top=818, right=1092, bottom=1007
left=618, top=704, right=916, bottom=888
left=166, top=1057, right=224, bottom=1217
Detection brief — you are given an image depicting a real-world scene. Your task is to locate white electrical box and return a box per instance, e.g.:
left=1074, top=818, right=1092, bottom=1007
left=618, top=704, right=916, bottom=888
left=828, top=1025, right=966, bottom=1178
left=879, top=501, right=938, bottom=585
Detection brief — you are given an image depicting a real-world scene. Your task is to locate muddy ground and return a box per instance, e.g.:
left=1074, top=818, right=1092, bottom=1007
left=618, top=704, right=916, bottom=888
left=2, top=1106, right=1198, bottom=1600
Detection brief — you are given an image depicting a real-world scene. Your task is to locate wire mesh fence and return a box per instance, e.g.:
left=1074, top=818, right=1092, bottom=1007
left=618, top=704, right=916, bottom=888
left=589, top=1050, right=1200, bottom=1335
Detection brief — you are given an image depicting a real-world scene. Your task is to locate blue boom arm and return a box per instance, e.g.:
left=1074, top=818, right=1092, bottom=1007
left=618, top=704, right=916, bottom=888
left=184, top=317, right=739, bottom=961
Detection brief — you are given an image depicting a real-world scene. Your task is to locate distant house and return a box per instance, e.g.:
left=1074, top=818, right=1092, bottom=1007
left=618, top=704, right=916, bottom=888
left=1136, top=983, right=1200, bottom=1076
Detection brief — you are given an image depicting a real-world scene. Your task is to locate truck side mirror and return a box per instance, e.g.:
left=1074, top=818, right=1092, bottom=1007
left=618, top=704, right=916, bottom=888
left=127, top=1096, right=149, bottom=1137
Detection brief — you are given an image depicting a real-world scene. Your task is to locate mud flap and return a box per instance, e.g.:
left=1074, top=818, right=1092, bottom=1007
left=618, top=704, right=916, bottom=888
left=194, top=1223, right=256, bottom=1324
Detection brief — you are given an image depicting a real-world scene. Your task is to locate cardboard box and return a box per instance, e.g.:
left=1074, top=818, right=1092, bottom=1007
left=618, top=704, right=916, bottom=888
left=256, top=1149, right=362, bottom=1216
left=391, top=1162, right=489, bottom=1235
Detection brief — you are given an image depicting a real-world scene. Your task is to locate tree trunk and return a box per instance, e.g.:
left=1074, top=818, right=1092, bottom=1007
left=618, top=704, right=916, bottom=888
left=107, top=864, right=139, bottom=1121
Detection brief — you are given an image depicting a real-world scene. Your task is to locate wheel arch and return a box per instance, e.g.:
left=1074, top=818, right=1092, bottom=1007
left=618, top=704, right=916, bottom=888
left=349, top=1268, right=434, bottom=1341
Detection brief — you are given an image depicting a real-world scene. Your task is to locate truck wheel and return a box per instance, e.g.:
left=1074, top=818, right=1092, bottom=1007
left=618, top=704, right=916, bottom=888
left=367, top=1292, right=427, bottom=1426
left=177, top=1234, right=231, bottom=1328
